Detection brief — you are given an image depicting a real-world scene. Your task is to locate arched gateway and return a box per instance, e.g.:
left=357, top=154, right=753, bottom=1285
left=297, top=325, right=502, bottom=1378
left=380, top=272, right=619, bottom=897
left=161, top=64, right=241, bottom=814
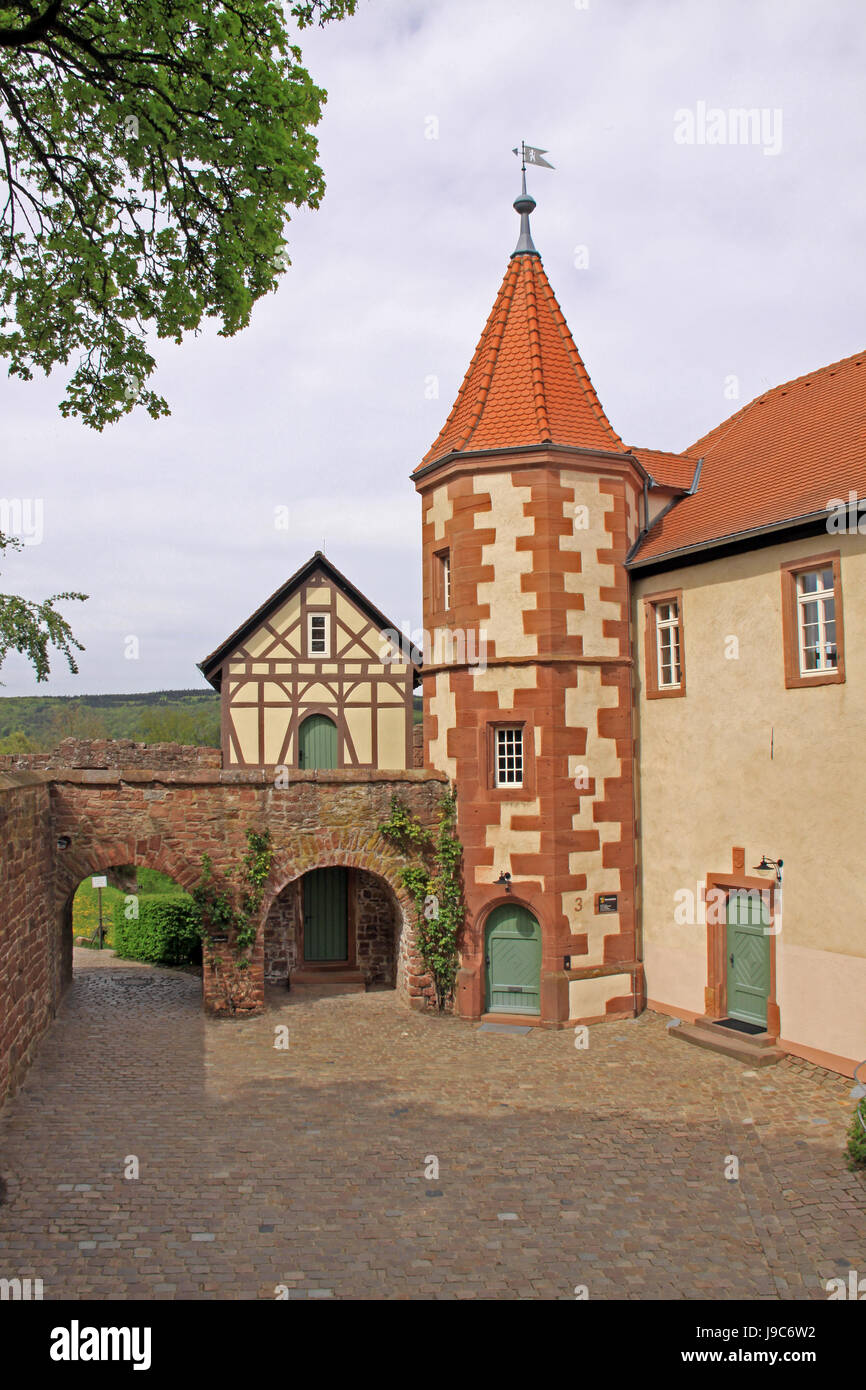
left=45, top=775, right=443, bottom=1018
left=0, top=758, right=445, bottom=1113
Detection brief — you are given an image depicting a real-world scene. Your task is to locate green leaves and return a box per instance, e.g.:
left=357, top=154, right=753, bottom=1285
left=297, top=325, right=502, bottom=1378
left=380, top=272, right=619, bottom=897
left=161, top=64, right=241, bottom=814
left=112, top=892, right=201, bottom=965
left=0, top=0, right=356, bottom=427
left=378, top=794, right=432, bottom=854
left=0, top=532, right=86, bottom=682
left=846, top=1096, right=866, bottom=1171
left=381, top=790, right=465, bottom=1013
left=192, top=828, right=275, bottom=959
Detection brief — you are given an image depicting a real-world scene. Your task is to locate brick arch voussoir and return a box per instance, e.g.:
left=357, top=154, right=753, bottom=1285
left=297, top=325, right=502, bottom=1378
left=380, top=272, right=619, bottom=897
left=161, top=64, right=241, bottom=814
left=263, top=839, right=415, bottom=926
left=56, top=833, right=201, bottom=912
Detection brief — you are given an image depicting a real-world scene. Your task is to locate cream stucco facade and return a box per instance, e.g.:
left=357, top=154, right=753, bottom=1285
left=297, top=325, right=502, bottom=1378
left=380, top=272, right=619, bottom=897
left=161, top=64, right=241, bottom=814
left=633, top=529, right=865, bottom=1073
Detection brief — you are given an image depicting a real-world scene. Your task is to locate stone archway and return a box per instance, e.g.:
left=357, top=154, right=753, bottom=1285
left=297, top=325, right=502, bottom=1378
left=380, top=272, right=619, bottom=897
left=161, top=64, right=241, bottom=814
left=59, top=851, right=203, bottom=1003
left=264, top=866, right=404, bottom=991
left=56, top=839, right=202, bottom=998
left=262, top=840, right=431, bottom=1006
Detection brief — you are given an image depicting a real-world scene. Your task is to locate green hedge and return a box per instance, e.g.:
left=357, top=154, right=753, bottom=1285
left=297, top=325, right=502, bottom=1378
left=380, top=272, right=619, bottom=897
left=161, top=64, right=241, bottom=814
left=846, top=1099, right=866, bottom=1172
left=112, top=893, right=201, bottom=966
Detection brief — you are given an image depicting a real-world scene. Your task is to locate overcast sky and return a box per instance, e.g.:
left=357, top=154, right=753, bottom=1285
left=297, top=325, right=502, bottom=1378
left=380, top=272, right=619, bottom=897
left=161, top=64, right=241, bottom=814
left=2, top=0, right=864, bottom=697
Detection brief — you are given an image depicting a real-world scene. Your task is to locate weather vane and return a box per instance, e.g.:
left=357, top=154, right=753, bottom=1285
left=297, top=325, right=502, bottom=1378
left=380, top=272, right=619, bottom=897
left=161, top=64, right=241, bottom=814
left=510, top=143, right=554, bottom=254
left=512, top=141, right=555, bottom=173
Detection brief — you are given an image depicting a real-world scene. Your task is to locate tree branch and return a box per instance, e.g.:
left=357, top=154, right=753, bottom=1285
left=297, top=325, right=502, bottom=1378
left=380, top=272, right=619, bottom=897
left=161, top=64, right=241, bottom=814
left=0, top=1, right=64, bottom=48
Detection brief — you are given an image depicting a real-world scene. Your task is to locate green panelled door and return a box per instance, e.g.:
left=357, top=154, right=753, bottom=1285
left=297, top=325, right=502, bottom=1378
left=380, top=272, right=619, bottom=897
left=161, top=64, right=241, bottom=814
left=726, top=890, right=771, bottom=1027
left=298, top=714, right=338, bottom=770
left=303, top=867, right=348, bottom=962
left=485, top=903, right=541, bottom=1015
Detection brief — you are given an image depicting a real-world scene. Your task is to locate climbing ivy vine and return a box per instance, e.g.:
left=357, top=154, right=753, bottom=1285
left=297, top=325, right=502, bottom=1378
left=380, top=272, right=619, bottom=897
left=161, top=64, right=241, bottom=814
left=846, top=1070, right=866, bottom=1172
left=192, top=828, right=274, bottom=970
left=379, top=789, right=464, bottom=1012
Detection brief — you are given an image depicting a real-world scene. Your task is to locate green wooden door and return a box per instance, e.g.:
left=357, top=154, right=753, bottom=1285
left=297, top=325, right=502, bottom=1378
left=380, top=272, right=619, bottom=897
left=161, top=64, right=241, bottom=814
left=726, top=890, right=771, bottom=1027
left=485, top=904, right=541, bottom=1015
left=298, top=714, right=338, bottom=770
left=303, top=867, right=348, bottom=962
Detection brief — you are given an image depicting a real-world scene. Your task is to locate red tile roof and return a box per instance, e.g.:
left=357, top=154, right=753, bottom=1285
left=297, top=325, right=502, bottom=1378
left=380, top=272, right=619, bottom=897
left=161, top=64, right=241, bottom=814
left=417, top=253, right=624, bottom=470
left=633, top=351, right=866, bottom=564
left=627, top=446, right=700, bottom=491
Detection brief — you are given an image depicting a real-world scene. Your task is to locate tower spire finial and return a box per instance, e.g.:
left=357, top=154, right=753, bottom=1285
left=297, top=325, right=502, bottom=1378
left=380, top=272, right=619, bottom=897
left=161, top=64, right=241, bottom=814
left=510, top=141, right=554, bottom=257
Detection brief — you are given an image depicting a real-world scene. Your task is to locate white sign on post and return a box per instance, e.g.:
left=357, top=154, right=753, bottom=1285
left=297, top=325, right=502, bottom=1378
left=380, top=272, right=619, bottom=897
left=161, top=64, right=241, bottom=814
left=91, top=876, right=108, bottom=889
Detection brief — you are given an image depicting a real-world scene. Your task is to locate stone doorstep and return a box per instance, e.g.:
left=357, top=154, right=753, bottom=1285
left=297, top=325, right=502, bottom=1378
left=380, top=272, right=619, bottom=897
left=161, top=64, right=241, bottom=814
left=289, top=969, right=366, bottom=996
left=692, top=1015, right=780, bottom=1048
left=478, top=1011, right=561, bottom=1030
left=669, top=1017, right=784, bottom=1067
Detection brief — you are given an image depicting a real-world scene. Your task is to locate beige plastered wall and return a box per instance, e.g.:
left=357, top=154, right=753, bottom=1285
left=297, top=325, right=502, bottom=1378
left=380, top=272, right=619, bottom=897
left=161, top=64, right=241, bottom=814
left=633, top=530, right=866, bottom=1073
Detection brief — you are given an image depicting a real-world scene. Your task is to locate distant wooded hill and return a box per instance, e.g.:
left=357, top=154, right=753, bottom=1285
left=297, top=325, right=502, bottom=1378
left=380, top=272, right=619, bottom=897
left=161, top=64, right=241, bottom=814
left=0, top=690, right=424, bottom=753
left=0, top=690, right=221, bottom=753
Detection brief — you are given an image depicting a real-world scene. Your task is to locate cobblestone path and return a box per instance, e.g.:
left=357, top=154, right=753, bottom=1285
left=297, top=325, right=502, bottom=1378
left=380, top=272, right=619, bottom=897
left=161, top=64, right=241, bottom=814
left=0, top=951, right=862, bottom=1300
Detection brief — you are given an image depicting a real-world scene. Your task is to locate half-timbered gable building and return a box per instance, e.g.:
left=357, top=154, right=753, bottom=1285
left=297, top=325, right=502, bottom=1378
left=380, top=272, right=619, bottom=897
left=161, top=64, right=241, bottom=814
left=199, top=553, right=420, bottom=771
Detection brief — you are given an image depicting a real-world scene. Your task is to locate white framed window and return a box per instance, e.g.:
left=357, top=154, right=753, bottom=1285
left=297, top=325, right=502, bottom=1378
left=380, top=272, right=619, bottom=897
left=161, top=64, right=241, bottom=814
left=796, top=567, right=837, bottom=674
left=308, top=612, right=330, bottom=657
left=495, top=726, right=524, bottom=787
left=434, top=549, right=451, bottom=610
left=654, top=600, right=682, bottom=689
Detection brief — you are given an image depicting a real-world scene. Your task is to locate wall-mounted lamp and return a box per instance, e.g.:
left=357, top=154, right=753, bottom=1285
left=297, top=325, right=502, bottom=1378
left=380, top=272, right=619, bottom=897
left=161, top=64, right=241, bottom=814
left=754, top=854, right=783, bottom=885
left=56, top=835, right=71, bottom=851
left=495, top=871, right=512, bottom=894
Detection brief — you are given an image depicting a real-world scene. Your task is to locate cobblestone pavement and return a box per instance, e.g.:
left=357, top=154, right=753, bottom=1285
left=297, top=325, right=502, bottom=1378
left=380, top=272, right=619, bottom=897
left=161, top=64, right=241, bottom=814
left=0, top=950, right=862, bottom=1300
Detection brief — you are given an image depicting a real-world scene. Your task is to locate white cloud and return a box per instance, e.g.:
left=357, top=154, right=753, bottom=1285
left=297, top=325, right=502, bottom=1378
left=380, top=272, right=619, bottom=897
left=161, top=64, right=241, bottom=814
left=1, top=0, right=864, bottom=696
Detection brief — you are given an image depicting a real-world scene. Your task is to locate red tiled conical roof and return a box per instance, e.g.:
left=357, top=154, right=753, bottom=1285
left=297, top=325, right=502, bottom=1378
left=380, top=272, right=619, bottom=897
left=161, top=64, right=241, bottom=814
left=417, top=252, right=624, bottom=470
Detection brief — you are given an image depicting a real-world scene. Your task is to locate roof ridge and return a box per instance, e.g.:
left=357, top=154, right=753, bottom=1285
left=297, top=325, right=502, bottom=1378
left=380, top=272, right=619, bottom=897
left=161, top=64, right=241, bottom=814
left=689, top=347, right=866, bottom=457
left=521, top=257, right=552, bottom=442
left=534, top=261, right=623, bottom=449
left=198, top=552, right=421, bottom=682
left=629, top=444, right=700, bottom=461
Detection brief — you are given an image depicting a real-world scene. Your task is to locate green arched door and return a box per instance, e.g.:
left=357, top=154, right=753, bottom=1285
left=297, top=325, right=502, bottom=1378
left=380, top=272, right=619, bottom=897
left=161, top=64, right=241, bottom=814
left=298, top=714, right=338, bottom=770
left=485, top=903, right=541, bottom=1015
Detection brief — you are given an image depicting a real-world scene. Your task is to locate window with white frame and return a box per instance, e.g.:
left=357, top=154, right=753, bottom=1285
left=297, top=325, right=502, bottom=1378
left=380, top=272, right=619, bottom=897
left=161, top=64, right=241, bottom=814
left=435, top=549, right=451, bottom=610
left=796, top=566, right=837, bottom=674
left=654, top=599, right=682, bottom=688
left=308, top=612, right=329, bottom=657
left=495, top=726, right=524, bottom=787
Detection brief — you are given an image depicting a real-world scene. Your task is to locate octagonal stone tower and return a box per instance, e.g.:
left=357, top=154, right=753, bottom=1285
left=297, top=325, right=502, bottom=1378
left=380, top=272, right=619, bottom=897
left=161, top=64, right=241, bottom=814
left=413, top=183, right=646, bottom=1027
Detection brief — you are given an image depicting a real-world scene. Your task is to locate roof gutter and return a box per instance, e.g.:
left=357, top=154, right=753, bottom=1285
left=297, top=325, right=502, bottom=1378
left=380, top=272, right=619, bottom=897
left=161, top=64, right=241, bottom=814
left=412, top=440, right=650, bottom=484
left=626, top=499, right=855, bottom=572
left=625, top=456, right=706, bottom=564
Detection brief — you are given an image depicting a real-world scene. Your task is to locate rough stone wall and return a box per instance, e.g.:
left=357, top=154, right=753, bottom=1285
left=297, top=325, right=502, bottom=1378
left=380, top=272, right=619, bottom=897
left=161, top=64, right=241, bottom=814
left=0, top=766, right=446, bottom=1104
left=0, top=739, right=221, bottom=772
left=0, top=773, right=58, bottom=1104
left=0, top=766, right=445, bottom=1103
left=354, top=872, right=399, bottom=987
left=264, top=880, right=301, bottom=983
